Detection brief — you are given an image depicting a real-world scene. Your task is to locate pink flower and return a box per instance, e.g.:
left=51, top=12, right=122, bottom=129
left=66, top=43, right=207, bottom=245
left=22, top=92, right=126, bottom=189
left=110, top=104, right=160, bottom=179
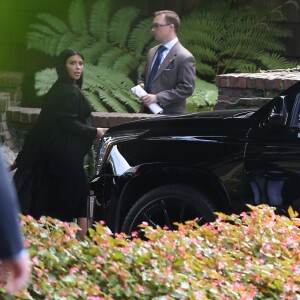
left=36, top=268, right=43, bottom=277
left=131, top=231, right=138, bottom=237
left=136, top=284, right=145, bottom=293
left=32, top=256, right=39, bottom=265
left=24, top=240, right=31, bottom=247
left=217, top=261, right=227, bottom=270
left=70, top=267, right=79, bottom=274
left=284, top=282, right=300, bottom=293
left=61, top=290, right=67, bottom=296
left=194, top=291, right=205, bottom=298
left=88, top=296, right=106, bottom=300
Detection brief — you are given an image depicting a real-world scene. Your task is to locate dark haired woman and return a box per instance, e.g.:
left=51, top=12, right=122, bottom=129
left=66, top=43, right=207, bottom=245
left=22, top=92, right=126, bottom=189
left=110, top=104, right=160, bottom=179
left=13, top=48, right=104, bottom=239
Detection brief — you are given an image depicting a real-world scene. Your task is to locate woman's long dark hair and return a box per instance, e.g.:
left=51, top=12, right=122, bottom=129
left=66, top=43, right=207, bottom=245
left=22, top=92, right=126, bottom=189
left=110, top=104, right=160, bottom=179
left=56, top=48, right=84, bottom=88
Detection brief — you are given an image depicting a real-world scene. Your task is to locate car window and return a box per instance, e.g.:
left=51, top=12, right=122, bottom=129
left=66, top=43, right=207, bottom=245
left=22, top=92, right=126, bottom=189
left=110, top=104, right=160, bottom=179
left=266, top=96, right=288, bottom=126
left=287, top=93, right=300, bottom=127
left=278, top=92, right=300, bottom=128
left=294, top=94, right=300, bottom=126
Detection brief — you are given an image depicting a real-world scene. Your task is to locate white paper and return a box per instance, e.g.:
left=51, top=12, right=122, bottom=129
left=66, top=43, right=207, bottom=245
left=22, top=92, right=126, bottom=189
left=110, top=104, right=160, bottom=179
left=131, top=85, right=147, bottom=97
left=148, top=103, right=163, bottom=114
left=131, top=85, right=163, bottom=114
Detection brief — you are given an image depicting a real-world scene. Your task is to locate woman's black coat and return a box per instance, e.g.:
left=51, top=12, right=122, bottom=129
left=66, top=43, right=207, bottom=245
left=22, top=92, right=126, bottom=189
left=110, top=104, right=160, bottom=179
left=14, top=82, right=97, bottom=221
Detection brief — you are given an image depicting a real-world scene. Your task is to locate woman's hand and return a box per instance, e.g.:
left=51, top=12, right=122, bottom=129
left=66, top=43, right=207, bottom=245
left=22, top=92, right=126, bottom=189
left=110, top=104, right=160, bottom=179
left=96, top=128, right=106, bottom=138
left=10, top=161, right=17, bottom=171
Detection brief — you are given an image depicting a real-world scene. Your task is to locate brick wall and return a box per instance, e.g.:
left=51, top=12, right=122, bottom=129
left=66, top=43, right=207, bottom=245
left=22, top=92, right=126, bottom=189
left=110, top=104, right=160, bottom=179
left=0, top=93, right=10, bottom=144
left=6, top=107, right=158, bottom=152
left=216, top=71, right=300, bottom=109
left=0, top=71, right=24, bottom=150
left=0, top=72, right=23, bottom=106
left=3, top=70, right=300, bottom=152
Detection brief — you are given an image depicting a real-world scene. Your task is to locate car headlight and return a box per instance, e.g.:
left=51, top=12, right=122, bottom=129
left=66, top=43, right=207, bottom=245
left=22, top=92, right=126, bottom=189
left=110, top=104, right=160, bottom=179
left=95, top=131, right=147, bottom=175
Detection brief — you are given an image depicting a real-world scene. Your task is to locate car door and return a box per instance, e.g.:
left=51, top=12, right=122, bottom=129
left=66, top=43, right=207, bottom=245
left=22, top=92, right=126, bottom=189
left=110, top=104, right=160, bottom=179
left=244, top=94, right=300, bottom=210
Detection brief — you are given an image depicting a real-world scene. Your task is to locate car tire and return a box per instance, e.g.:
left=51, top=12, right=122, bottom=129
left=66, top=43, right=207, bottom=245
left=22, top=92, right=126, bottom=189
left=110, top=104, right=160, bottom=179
left=121, top=184, right=216, bottom=234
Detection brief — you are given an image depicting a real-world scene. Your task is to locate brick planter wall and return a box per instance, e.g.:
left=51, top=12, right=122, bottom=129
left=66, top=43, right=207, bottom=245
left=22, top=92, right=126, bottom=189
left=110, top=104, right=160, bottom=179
left=216, top=71, right=300, bottom=109
left=0, top=71, right=23, bottom=107
left=6, top=107, right=158, bottom=152
left=3, top=70, right=300, bottom=152
left=0, top=71, right=24, bottom=150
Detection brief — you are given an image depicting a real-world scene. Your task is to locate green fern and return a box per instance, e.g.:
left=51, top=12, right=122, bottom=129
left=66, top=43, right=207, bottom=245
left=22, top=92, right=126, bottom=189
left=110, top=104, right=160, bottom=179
left=113, top=53, right=139, bottom=74
left=34, top=64, right=140, bottom=113
left=56, top=33, right=77, bottom=55
left=187, top=78, right=218, bottom=112
left=27, top=0, right=299, bottom=112
left=128, top=18, right=154, bottom=53
left=98, top=48, right=125, bottom=68
left=83, top=64, right=140, bottom=112
left=114, top=90, right=141, bottom=112
left=83, top=91, right=109, bottom=112
left=68, top=0, right=88, bottom=34
left=26, top=0, right=154, bottom=112
left=196, top=62, right=216, bottom=77
left=179, top=0, right=298, bottom=80
left=99, top=89, right=128, bottom=113
left=222, top=59, right=259, bottom=73
left=29, top=23, right=57, bottom=36
left=34, top=68, right=57, bottom=96
left=81, top=42, right=111, bottom=65
left=108, top=7, right=140, bottom=48
left=89, top=0, right=110, bottom=40
left=258, top=53, right=292, bottom=69
left=35, top=13, right=68, bottom=34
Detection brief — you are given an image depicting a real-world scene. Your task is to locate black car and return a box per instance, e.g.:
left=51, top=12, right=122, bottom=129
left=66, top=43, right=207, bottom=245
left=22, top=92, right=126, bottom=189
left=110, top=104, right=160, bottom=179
left=90, top=82, right=300, bottom=234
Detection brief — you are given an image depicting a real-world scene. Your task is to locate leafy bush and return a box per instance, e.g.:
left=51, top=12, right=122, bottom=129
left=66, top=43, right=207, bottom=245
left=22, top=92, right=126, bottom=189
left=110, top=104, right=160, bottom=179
left=34, top=65, right=141, bottom=113
left=25, top=0, right=227, bottom=112
left=1, top=205, right=300, bottom=299
left=26, top=0, right=152, bottom=112
left=27, top=0, right=300, bottom=113
left=179, top=0, right=299, bottom=81
left=187, top=78, right=218, bottom=112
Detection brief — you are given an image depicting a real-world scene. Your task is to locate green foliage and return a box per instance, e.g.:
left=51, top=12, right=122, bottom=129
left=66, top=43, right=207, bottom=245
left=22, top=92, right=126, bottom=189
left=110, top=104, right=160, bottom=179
left=27, top=0, right=299, bottom=112
left=27, top=0, right=221, bottom=112
left=187, top=78, right=218, bottom=112
left=2, top=205, right=300, bottom=299
left=179, top=0, right=298, bottom=81
left=34, top=68, right=57, bottom=96
left=34, top=64, right=140, bottom=113
left=27, top=0, right=152, bottom=112
left=89, top=0, right=109, bottom=40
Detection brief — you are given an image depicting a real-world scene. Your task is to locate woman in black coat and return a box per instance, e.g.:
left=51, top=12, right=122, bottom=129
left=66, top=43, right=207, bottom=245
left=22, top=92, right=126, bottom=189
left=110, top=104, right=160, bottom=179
left=13, top=48, right=104, bottom=239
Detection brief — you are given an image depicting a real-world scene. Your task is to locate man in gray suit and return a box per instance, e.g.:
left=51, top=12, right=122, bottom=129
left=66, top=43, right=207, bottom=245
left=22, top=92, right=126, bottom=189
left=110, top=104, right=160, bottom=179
left=138, top=10, right=196, bottom=114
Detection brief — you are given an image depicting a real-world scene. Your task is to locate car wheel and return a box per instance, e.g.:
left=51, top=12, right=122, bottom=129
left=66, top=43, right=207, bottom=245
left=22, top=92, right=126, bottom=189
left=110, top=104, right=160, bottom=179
left=121, top=184, right=216, bottom=234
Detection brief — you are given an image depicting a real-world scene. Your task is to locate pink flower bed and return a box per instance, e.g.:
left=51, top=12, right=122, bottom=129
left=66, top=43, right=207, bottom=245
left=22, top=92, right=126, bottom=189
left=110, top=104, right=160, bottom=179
left=1, top=205, right=300, bottom=299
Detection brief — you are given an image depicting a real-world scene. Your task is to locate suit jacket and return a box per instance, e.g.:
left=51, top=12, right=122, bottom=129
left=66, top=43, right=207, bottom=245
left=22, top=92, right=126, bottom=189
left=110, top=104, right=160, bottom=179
left=138, top=41, right=196, bottom=114
left=0, top=150, right=24, bottom=259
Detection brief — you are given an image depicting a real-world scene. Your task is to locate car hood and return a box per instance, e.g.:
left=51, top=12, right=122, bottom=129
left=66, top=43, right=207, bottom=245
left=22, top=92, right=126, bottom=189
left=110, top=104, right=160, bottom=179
left=106, top=80, right=300, bottom=135
left=106, top=108, right=256, bottom=136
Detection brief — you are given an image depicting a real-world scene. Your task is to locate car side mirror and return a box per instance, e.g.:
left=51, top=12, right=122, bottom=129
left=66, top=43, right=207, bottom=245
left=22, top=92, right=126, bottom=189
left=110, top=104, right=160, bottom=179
left=268, top=96, right=287, bottom=126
